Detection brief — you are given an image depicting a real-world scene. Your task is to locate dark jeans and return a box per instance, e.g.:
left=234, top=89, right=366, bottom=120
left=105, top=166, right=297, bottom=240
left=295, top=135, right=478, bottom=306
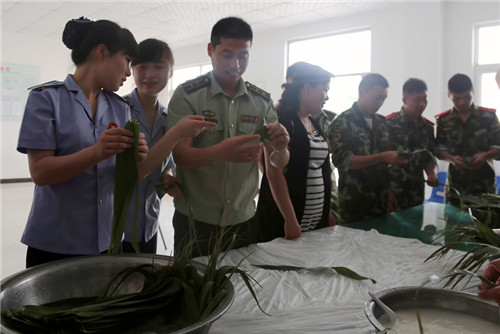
left=26, top=247, right=106, bottom=268
left=122, top=233, right=158, bottom=254
left=173, top=210, right=255, bottom=258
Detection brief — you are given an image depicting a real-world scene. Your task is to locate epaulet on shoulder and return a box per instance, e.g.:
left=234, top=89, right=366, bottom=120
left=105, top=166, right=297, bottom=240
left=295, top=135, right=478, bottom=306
left=245, top=82, right=271, bottom=101
left=479, top=106, right=496, bottom=113
left=182, top=75, right=210, bottom=94
left=434, top=109, right=451, bottom=119
left=28, top=80, right=64, bottom=91
left=385, top=112, right=399, bottom=120
left=423, top=117, right=435, bottom=125
left=109, top=91, right=130, bottom=105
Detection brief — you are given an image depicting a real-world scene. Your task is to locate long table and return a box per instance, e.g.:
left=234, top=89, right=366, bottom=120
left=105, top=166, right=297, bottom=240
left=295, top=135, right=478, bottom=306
left=209, top=203, right=482, bottom=333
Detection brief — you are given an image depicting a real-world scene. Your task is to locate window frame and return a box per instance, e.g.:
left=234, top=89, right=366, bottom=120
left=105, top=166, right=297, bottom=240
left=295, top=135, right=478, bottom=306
left=166, top=63, right=212, bottom=100
left=473, top=21, right=500, bottom=109
left=286, top=28, right=372, bottom=114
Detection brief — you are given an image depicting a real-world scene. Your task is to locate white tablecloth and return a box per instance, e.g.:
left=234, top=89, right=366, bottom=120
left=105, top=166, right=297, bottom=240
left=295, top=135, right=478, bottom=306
left=207, top=225, right=479, bottom=334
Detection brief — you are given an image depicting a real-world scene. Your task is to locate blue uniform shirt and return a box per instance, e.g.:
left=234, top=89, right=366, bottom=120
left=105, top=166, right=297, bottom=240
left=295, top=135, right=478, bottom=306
left=122, top=89, right=175, bottom=243
left=17, top=74, right=131, bottom=254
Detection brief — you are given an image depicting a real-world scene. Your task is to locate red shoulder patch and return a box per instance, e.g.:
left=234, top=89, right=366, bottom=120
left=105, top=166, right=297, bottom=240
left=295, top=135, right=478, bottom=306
left=386, top=112, right=399, bottom=120
left=423, top=117, right=435, bottom=125
left=479, top=106, right=496, bottom=113
left=434, top=109, right=451, bottom=118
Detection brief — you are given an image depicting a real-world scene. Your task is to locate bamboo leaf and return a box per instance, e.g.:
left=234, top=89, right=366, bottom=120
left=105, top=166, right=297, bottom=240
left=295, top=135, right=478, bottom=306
left=109, top=120, right=140, bottom=254
left=252, top=264, right=376, bottom=283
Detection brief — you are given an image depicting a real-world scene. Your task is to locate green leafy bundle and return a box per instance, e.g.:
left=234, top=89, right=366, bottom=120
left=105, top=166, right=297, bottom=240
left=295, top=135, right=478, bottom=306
left=425, top=214, right=500, bottom=288
left=109, top=120, right=140, bottom=254
left=396, top=145, right=436, bottom=163
left=252, top=118, right=270, bottom=143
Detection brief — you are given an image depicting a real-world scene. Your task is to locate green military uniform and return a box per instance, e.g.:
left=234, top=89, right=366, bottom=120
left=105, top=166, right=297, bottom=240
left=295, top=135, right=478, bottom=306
left=311, top=109, right=341, bottom=223
left=435, top=104, right=500, bottom=205
left=166, top=71, right=277, bottom=226
left=386, top=107, right=436, bottom=210
left=328, top=103, right=391, bottom=224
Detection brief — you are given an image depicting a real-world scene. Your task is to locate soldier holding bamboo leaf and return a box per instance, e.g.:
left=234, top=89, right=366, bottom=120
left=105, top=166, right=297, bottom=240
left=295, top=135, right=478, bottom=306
left=328, top=73, right=409, bottom=224
left=386, top=78, right=438, bottom=210
left=166, top=17, right=290, bottom=257
left=435, top=74, right=500, bottom=206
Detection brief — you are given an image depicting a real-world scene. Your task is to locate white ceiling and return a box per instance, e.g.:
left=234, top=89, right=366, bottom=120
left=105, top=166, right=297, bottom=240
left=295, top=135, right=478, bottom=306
left=2, top=0, right=398, bottom=49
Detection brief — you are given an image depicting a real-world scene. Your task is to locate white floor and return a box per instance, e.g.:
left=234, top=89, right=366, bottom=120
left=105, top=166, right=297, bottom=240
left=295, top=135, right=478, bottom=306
left=0, top=182, right=175, bottom=280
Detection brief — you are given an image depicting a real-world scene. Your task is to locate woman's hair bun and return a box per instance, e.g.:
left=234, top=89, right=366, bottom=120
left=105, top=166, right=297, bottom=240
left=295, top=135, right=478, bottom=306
left=62, top=17, right=94, bottom=49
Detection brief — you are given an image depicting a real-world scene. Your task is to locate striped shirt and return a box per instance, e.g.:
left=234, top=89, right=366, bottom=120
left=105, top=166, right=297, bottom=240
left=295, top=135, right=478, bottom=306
left=301, top=131, right=329, bottom=231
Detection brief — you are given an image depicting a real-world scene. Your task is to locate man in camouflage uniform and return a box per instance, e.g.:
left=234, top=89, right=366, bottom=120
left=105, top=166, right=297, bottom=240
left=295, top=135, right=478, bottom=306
left=328, top=73, right=408, bottom=224
left=386, top=78, right=438, bottom=210
left=435, top=73, right=500, bottom=206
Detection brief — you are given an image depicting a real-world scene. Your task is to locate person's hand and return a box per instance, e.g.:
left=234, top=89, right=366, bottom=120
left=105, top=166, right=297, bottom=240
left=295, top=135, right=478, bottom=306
left=219, top=134, right=262, bottom=163
left=174, top=115, right=217, bottom=138
left=137, top=132, right=148, bottom=162
left=388, top=191, right=397, bottom=212
left=478, top=259, right=500, bottom=305
left=160, top=173, right=182, bottom=197
left=383, top=151, right=409, bottom=166
left=95, top=127, right=136, bottom=161
left=328, top=210, right=336, bottom=227
left=426, top=173, right=439, bottom=187
left=284, top=217, right=301, bottom=240
left=472, top=152, right=489, bottom=170
left=266, top=123, right=290, bottom=152
left=450, top=155, right=474, bottom=171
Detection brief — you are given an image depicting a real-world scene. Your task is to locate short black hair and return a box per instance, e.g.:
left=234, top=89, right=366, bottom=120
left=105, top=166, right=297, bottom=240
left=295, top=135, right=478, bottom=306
left=210, top=17, right=253, bottom=49
left=403, top=78, right=427, bottom=97
left=131, top=38, right=173, bottom=69
left=448, top=73, right=473, bottom=93
left=359, top=73, right=389, bottom=91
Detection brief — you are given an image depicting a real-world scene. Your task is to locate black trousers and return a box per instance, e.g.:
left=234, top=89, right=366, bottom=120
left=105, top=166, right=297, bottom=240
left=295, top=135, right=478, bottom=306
left=122, top=233, right=158, bottom=254
left=26, top=247, right=107, bottom=268
left=172, top=210, right=256, bottom=258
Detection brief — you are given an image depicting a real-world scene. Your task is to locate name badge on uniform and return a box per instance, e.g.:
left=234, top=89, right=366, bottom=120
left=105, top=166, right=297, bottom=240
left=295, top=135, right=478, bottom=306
left=202, top=110, right=218, bottom=125
left=241, top=115, right=259, bottom=124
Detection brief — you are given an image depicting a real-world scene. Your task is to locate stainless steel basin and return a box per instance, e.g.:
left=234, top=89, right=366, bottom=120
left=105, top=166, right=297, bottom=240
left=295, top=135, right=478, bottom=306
left=365, top=286, right=500, bottom=332
left=1, top=254, right=234, bottom=333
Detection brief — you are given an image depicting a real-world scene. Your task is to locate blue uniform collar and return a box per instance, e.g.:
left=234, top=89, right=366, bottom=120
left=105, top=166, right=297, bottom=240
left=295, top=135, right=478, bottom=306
left=123, top=88, right=167, bottom=136
left=65, top=74, right=110, bottom=124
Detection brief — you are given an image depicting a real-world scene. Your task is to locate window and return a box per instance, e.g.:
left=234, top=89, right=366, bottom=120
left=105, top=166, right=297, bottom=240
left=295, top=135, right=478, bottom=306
left=166, top=63, right=212, bottom=99
left=288, top=29, right=371, bottom=113
left=474, top=23, right=500, bottom=112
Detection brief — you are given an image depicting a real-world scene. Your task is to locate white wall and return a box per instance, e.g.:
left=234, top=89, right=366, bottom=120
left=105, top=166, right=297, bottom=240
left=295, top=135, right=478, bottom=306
left=2, top=1, right=499, bottom=179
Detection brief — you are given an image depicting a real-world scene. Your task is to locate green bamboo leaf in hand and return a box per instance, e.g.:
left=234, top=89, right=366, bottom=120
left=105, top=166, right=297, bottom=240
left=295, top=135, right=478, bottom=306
left=109, top=120, right=140, bottom=254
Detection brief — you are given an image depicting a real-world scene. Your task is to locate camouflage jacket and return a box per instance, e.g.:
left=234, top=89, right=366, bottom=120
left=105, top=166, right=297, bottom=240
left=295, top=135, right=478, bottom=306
left=328, top=103, right=391, bottom=223
left=386, top=107, right=436, bottom=209
left=311, top=109, right=336, bottom=138
left=435, top=104, right=500, bottom=199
